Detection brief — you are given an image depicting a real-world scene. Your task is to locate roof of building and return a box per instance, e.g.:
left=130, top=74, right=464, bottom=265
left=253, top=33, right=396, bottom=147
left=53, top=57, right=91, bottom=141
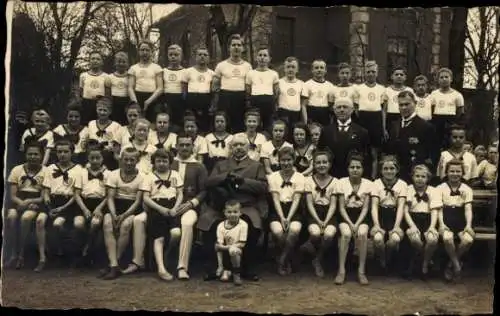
left=151, top=5, right=210, bottom=29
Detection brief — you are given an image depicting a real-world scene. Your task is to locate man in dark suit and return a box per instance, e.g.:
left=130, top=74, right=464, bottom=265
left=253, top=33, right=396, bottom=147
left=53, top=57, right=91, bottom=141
left=198, top=134, right=268, bottom=281
left=387, top=91, right=435, bottom=182
left=318, top=99, right=372, bottom=178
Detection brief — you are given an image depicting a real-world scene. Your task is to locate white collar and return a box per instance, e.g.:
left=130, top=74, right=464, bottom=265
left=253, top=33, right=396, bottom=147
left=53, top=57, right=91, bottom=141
left=337, top=118, right=352, bottom=127
left=402, top=112, right=417, bottom=122
left=175, top=155, right=198, bottom=163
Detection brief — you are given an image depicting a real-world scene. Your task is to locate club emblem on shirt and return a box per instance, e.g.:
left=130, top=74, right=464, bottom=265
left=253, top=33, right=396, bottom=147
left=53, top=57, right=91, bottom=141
left=438, top=100, right=445, bottom=108
left=197, top=75, right=206, bottom=82
left=168, top=74, right=177, bottom=81
left=316, top=91, right=324, bottom=98
left=117, top=81, right=126, bottom=89
left=368, top=92, right=376, bottom=101
left=232, top=68, right=241, bottom=77
left=90, top=80, right=100, bottom=89
left=340, top=90, right=348, bottom=97
left=287, top=88, right=296, bottom=96
left=418, top=100, right=425, bottom=108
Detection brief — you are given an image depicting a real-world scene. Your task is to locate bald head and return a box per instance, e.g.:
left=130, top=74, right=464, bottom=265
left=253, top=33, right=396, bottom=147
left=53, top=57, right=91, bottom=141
left=333, top=99, right=354, bottom=122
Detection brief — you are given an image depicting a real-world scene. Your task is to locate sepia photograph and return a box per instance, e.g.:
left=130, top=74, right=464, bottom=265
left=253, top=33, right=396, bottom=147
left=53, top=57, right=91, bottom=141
left=2, top=1, right=497, bottom=314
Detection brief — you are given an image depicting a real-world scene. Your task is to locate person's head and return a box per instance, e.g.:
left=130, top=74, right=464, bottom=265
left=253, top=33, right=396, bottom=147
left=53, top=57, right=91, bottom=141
left=463, top=141, right=473, bottom=153
left=230, top=134, right=249, bottom=159
left=32, top=110, right=51, bottom=132
left=444, top=159, right=465, bottom=183
left=138, top=40, right=154, bottom=62
left=114, top=51, right=129, bottom=73
left=133, top=118, right=150, bottom=142
left=256, top=47, right=271, bottom=68
left=487, top=144, right=499, bottom=164
left=155, top=112, right=170, bottom=133
left=86, top=140, right=104, bottom=170
left=364, top=61, right=378, bottom=84
left=176, top=132, right=194, bottom=159
left=120, top=147, right=140, bottom=172
left=347, top=151, right=364, bottom=179
left=313, top=150, right=332, bottom=175
left=379, top=155, right=400, bottom=181
left=195, top=48, right=209, bottom=66
left=398, top=90, right=417, bottom=118
left=125, top=102, right=142, bottom=126
left=228, top=34, right=244, bottom=57
left=309, top=123, right=322, bottom=145
left=283, top=57, right=299, bottom=78
left=474, top=145, right=487, bottom=162
left=449, top=125, right=466, bottom=149
left=292, top=122, right=310, bottom=147
left=391, top=66, right=407, bottom=86
left=271, top=120, right=287, bottom=142
left=413, top=75, right=429, bottom=96
left=96, top=96, right=112, bottom=120
left=66, top=104, right=82, bottom=127
left=167, top=44, right=182, bottom=65
left=311, top=59, right=327, bottom=80
left=224, top=200, right=242, bottom=224
left=334, top=99, right=354, bottom=122
left=151, top=148, right=172, bottom=173
left=24, top=142, right=43, bottom=166
left=411, top=164, right=432, bottom=189
left=437, top=67, right=453, bottom=89
left=54, top=139, right=74, bottom=164
left=183, top=114, right=198, bottom=137
left=213, top=111, right=228, bottom=132
left=278, top=146, right=295, bottom=171
left=338, top=62, right=352, bottom=84
left=89, top=51, right=103, bottom=70
left=244, top=109, right=260, bottom=132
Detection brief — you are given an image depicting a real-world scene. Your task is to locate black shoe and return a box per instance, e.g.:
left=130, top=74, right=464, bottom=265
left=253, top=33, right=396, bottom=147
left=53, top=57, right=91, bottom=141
left=102, top=266, right=121, bottom=280
left=203, top=272, right=218, bottom=281
left=97, top=267, right=110, bottom=279
left=241, top=272, right=260, bottom=281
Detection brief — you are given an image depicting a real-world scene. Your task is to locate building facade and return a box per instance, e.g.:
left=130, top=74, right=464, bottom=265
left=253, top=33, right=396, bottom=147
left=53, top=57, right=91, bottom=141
left=152, top=5, right=451, bottom=83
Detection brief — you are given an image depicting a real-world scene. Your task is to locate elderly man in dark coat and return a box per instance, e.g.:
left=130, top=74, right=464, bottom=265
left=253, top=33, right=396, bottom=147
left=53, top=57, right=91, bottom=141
left=198, top=133, right=268, bottom=281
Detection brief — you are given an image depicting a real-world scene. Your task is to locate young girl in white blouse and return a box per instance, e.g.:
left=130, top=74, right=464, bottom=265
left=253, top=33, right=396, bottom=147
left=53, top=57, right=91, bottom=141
left=101, top=148, right=144, bottom=280
left=245, top=47, right=279, bottom=132
left=277, top=57, right=304, bottom=134
left=105, top=51, right=130, bottom=125
left=335, top=152, right=372, bottom=285
left=140, top=148, right=184, bottom=281
left=204, top=111, right=233, bottom=172
left=20, top=110, right=54, bottom=166
left=233, top=109, right=268, bottom=161
left=117, top=103, right=147, bottom=148
left=53, top=105, right=89, bottom=166
left=182, top=48, right=215, bottom=133
left=43, top=139, right=84, bottom=269
left=370, top=155, right=407, bottom=273
left=261, top=120, right=293, bottom=174
left=119, top=118, right=156, bottom=175
left=163, top=44, right=186, bottom=129
left=303, top=151, right=338, bottom=278
left=175, top=114, right=208, bottom=164
left=149, top=112, right=177, bottom=153
left=268, top=146, right=305, bottom=276
left=5, top=143, right=48, bottom=271
left=213, top=34, right=253, bottom=133
left=74, top=141, right=110, bottom=264
left=87, top=97, right=122, bottom=170
left=301, top=59, right=335, bottom=126
left=437, top=159, right=475, bottom=282
left=404, top=165, right=441, bottom=279
left=79, top=51, right=108, bottom=125
left=128, top=40, right=164, bottom=123
left=292, top=122, right=315, bottom=176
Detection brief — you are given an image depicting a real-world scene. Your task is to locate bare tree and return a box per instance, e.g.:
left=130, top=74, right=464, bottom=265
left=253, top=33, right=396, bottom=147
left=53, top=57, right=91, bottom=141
left=464, top=7, right=500, bottom=90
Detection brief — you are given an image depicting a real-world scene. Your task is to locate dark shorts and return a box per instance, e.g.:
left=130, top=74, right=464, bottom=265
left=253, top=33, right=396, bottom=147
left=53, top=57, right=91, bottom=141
left=358, top=111, right=383, bottom=147
left=409, top=212, right=431, bottom=232
left=50, top=194, right=81, bottom=220
left=81, top=98, right=98, bottom=126
left=307, top=106, right=331, bottom=127
left=218, top=90, right=246, bottom=133
left=307, top=204, right=336, bottom=226
left=186, top=93, right=212, bottom=132
left=378, top=206, right=397, bottom=233
left=337, top=207, right=371, bottom=226
left=163, top=93, right=185, bottom=128
left=111, top=96, right=130, bottom=125
left=6, top=191, right=44, bottom=213
left=136, top=91, right=165, bottom=123
left=250, top=95, right=275, bottom=132
left=385, top=112, right=400, bottom=135
left=432, top=115, right=456, bottom=148
left=109, top=198, right=136, bottom=216
left=442, top=205, right=466, bottom=234
left=149, top=198, right=179, bottom=239
left=269, top=201, right=303, bottom=223
left=82, top=197, right=104, bottom=213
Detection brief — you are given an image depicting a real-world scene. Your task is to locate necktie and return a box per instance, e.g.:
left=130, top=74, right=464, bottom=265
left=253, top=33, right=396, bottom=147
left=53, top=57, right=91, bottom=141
left=249, top=143, right=257, bottom=150
left=211, top=139, right=225, bottom=149
left=450, top=190, right=461, bottom=196
left=281, top=181, right=293, bottom=188
left=315, top=186, right=327, bottom=197
left=88, top=172, right=104, bottom=181
left=155, top=143, right=164, bottom=149
left=348, top=191, right=361, bottom=201
left=384, top=187, right=395, bottom=197
left=402, top=119, right=412, bottom=128
left=20, top=175, right=38, bottom=186
left=415, top=193, right=429, bottom=203
left=53, top=169, right=69, bottom=182
left=96, top=130, right=106, bottom=138
left=155, top=179, right=171, bottom=189
left=272, top=148, right=279, bottom=157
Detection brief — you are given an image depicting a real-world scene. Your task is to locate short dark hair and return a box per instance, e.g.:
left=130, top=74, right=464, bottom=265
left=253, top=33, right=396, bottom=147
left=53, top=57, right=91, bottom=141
left=414, top=75, right=428, bottom=84
left=338, top=62, right=352, bottom=71
left=347, top=150, right=364, bottom=166
left=24, top=141, right=44, bottom=155
left=54, top=139, right=75, bottom=152
left=391, top=65, right=407, bottom=75
left=398, top=90, right=416, bottom=102
left=284, top=56, right=299, bottom=64
left=151, top=148, right=173, bottom=164
left=225, top=199, right=241, bottom=209
left=278, top=146, right=295, bottom=160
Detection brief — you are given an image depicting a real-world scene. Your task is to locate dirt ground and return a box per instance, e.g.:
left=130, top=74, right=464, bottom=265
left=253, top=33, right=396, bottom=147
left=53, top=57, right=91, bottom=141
left=1, top=263, right=494, bottom=315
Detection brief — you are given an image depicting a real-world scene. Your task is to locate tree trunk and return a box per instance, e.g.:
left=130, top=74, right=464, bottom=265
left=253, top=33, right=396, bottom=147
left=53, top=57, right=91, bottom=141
left=448, top=7, right=468, bottom=91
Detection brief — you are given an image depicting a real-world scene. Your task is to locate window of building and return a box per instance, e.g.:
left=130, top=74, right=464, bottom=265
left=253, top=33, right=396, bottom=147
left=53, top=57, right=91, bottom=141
left=387, top=36, right=409, bottom=72
left=273, top=16, right=295, bottom=62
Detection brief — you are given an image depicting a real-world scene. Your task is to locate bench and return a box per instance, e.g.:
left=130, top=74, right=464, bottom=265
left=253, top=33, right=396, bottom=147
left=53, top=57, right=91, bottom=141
left=472, top=189, right=497, bottom=240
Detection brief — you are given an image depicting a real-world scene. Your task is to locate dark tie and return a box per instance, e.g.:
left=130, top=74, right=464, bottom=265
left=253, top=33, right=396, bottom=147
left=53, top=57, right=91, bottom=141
left=155, top=143, right=164, bottom=149
left=281, top=181, right=293, bottom=188
left=211, top=139, right=226, bottom=149
left=402, top=119, right=412, bottom=128
left=53, top=169, right=69, bottom=182
left=315, top=186, right=327, bottom=197
left=415, top=193, right=429, bottom=203
left=339, top=124, right=349, bottom=132
left=129, top=136, right=134, bottom=143
left=450, top=190, right=461, bottom=196
left=272, top=148, right=279, bottom=157
left=348, top=191, right=361, bottom=201
left=295, top=156, right=308, bottom=166
left=155, top=179, right=171, bottom=189
left=20, top=175, right=38, bottom=186
left=249, top=143, right=257, bottom=150
left=96, top=130, right=106, bottom=138
left=88, top=173, right=104, bottom=181
left=384, top=187, right=395, bottom=197
left=139, top=151, right=148, bottom=157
